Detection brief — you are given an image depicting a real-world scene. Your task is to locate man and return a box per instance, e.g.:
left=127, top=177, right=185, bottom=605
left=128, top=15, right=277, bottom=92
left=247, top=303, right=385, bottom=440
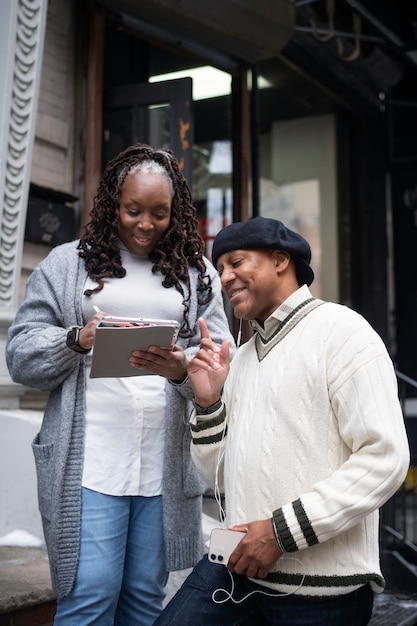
left=155, top=216, right=409, bottom=625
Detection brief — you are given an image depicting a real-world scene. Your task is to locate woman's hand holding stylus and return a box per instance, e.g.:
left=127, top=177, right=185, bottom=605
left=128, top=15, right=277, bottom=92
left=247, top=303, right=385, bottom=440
left=77, top=305, right=108, bottom=352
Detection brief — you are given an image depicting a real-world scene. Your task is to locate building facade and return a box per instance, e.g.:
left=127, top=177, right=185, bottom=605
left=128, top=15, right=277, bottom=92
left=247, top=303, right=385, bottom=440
left=0, top=0, right=416, bottom=538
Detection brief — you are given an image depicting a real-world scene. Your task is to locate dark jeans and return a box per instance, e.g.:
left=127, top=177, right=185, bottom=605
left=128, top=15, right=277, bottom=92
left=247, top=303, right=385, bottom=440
left=155, top=555, right=374, bottom=626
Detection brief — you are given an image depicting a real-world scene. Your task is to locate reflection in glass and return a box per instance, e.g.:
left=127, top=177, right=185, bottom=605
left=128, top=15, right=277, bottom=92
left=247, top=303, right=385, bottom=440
left=260, top=178, right=321, bottom=298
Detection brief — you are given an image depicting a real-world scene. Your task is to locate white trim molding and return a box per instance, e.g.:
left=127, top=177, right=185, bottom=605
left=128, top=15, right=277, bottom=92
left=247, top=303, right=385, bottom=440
left=0, top=0, right=47, bottom=311
left=0, top=0, right=48, bottom=408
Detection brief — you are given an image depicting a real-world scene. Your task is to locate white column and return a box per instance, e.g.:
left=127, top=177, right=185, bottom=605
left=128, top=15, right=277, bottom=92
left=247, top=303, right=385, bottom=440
left=0, top=0, right=48, bottom=408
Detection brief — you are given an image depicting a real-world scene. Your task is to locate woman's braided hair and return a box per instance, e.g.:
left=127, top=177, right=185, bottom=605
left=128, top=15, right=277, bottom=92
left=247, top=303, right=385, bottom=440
left=78, top=143, right=212, bottom=337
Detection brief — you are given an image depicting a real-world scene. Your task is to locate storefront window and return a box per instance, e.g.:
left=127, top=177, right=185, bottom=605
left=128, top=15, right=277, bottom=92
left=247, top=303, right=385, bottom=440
left=103, top=24, right=234, bottom=262
left=260, top=177, right=321, bottom=298
left=150, top=65, right=233, bottom=259
left=257, top=111, right=338, bottom=301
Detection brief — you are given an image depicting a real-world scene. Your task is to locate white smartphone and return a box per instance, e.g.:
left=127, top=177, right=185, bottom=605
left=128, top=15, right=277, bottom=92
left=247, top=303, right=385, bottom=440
left=208, top=528, right=246, bottom=565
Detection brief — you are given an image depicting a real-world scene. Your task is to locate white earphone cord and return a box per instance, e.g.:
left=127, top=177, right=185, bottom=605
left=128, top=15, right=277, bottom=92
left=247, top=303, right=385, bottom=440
left=236, top=317, right=243, bottom=347
left=212, top=557, right=306, bottom=604
left=211, top=338, right=306, bottom=603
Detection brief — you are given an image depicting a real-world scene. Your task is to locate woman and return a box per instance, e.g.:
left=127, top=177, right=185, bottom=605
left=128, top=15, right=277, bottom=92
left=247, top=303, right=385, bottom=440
left=6, top=143, right=235, bottom=625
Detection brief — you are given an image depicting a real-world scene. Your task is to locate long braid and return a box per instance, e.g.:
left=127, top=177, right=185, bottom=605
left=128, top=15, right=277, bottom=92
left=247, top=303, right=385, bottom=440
left=78, top=143, right=212, bottom=337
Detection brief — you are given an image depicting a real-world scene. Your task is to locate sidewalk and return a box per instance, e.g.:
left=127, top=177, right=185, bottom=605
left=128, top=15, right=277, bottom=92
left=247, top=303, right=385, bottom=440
left=0, top=545, right=55, bottom=625
left=2, top=503, right=417, bottom=625
left=0, top=504, right=220, bottom=623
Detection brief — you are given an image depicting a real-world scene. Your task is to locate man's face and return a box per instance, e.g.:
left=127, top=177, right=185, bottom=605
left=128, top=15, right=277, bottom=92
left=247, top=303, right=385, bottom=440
left=217, top=249, right=283, bottom=322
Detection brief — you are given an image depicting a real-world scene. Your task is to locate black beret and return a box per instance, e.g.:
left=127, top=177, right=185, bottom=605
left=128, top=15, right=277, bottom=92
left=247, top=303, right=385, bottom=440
left=212, top=216, right=314, bottom=287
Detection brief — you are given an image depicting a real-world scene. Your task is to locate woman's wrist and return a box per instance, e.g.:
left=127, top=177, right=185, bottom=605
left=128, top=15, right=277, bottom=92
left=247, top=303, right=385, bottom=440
left=169, top=373, right=187, bottom=384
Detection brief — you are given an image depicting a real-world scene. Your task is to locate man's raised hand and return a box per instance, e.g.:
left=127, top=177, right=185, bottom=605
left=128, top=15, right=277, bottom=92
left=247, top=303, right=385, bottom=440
left=186, top=318, right=230, bottom=407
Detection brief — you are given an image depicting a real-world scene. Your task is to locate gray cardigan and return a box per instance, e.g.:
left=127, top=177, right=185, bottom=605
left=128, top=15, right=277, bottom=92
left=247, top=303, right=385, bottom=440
left=6, top=241, right=235, bottom=598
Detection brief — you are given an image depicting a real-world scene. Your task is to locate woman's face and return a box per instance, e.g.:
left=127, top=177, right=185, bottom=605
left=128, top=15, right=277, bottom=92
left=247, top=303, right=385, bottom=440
left=117, top=170, right=173, bottom=256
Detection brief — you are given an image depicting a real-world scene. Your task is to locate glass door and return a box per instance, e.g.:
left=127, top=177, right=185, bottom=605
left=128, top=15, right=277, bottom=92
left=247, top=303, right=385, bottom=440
left=103, top=78, right=193, bottom=186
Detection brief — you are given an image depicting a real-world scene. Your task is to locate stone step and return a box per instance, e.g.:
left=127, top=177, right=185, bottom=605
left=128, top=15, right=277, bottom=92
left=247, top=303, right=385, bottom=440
left=0, top=546, right=56, bottom=625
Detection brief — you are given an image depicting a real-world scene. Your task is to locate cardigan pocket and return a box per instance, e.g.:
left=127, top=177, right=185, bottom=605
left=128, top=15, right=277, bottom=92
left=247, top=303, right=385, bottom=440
left=32, top=432, right=54, bottom=521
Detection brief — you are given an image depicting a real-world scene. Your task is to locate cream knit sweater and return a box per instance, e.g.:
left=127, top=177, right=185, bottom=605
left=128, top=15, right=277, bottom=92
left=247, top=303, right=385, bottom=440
left=191, top=289, right=409, bottom=598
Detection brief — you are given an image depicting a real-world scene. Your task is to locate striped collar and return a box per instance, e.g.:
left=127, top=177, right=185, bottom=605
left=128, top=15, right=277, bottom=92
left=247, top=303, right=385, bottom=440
left=249, top=284, right=313, bottom=341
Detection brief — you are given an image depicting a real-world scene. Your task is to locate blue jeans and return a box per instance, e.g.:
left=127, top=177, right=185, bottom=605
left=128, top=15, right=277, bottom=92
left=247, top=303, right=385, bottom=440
left=154, top=555, right=374, bottom=626
left=54, top=488, right=168, bottom=626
